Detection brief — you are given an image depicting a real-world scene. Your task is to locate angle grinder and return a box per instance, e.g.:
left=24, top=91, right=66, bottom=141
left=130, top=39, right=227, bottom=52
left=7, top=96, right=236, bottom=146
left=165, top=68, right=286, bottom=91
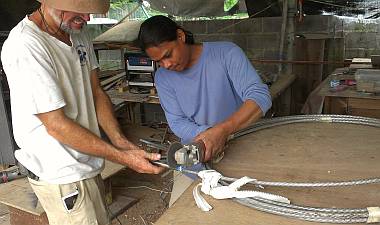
left=166, top=140, right=206, bottom=168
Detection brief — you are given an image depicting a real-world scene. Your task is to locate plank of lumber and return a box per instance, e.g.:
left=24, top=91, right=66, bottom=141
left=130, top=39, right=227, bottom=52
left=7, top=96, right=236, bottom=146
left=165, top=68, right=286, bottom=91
left=100, top=72, right=125, bottom=87
left=98, top=69, right=125, bottom=79
left=0, top=178, right=43, bottom=215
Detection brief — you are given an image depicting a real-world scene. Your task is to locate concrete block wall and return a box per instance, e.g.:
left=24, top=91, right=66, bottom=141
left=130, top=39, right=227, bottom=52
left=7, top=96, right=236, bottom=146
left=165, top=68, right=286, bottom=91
left=296, top=15, right=344, bottom=34
left=180, top=17, right=279, bottom=75
left=180, top=15, right=342, bottom=78
left=91, top=16, right=380, bottom=73
left=343, top=19, right=380, bottom=58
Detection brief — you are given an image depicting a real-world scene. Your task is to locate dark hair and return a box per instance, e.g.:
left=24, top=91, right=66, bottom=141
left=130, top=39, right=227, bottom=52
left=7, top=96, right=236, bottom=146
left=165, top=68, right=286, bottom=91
left=138, top=15, right=194, bottom=51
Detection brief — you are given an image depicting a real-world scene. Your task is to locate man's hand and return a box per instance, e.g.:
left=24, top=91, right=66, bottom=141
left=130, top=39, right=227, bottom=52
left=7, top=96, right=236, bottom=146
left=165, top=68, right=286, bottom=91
left=35, top=106, right=164, bottom=174
left=112, top=137, right=140, bottom=151
left=113, top=139, right=166, bottom=174
left=119, top=150, right=165, bottom=174
left=194, top=125, right=230, bottom=162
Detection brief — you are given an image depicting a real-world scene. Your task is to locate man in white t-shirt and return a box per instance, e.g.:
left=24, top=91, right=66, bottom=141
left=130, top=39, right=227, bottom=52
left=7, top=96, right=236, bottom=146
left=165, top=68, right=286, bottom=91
left=1, top=0, right=163, bottom=224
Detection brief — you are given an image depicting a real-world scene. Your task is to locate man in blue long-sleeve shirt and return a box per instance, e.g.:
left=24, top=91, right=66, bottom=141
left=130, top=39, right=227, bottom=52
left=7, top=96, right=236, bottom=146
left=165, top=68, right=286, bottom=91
left=138, top=16, right=272, bottom=162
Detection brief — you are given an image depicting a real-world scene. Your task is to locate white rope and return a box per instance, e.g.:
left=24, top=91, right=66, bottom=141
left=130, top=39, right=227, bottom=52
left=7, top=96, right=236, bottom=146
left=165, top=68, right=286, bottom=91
left=193, top=170, right=290, bottom=212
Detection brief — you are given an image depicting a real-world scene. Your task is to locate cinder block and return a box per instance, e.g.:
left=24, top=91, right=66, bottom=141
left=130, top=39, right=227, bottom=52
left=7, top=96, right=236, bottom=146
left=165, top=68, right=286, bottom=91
left=330, top=16, right=344, bottom=33
left=296, top=15, right=330, bottom=33
left=206, top=19, right=238, bottom=34
left=262, top=17, right=282, bottom=33
left=344, top=48, right=367, bottom=58
left=194, top=34, right=247, bottom=50
left=206, top=18, right=263, bottom=34
left=343, top=20, right=378, bottom=32
left=195, top=34, right=226, bottom=42
left=194, top=34, right=209, bottom=43
left=368, top=49, right=380, bottom=56
left=375, top=35, right=380, bottom=49
left=233, top=18, right=262, bottom=34
left=218, top=35, right=247, bottom=49
left=247, top=34, right=279, bottom=50
left=245, top=49, right=263, bottom=59
left=263, top=49, right=281, bottom=60
left=182, top=20, right=207, bottom=34
left=345, top=32, right=377, bottom=49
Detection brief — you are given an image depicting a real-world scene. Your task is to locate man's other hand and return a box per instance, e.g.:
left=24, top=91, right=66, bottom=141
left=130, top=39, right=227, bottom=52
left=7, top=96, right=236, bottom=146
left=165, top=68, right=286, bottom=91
left=120, top=150, right=165, bottom=174
left=194, top=125, right=229, bottom=162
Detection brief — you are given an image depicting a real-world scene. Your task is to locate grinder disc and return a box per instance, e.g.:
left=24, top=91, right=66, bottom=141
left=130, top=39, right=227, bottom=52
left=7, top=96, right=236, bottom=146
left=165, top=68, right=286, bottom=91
left=167, top=142, right=183, bottom=168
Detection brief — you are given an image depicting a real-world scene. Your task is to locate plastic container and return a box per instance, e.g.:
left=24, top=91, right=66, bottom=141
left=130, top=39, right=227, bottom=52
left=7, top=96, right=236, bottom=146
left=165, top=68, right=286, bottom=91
left=329, top=75, right=340, bottom=88
left=354, top=69, right=380, bottom=93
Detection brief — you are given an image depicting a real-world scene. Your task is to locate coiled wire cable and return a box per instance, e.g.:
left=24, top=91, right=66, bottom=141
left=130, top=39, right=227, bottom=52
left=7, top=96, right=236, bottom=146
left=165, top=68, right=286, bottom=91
left=220, top=176, right=380, bottom=188
left=232, top=114, right=380, bottom=139
left=211, top=114, right=380, bottom=223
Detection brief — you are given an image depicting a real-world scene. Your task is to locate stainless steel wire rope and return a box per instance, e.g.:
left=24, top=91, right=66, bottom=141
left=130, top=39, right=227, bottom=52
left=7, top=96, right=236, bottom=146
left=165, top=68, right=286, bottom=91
left=209, top=114, right=380, bottom=223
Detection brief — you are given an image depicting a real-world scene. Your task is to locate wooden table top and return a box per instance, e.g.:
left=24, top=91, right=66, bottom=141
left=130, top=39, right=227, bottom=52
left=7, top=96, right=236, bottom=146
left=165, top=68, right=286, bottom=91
left=155, top=121, right=380, bottom=225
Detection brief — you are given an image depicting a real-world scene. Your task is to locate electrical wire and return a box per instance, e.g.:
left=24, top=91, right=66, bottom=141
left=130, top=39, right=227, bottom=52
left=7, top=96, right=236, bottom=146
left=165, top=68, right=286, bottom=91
left=215, top=1, right=279, bottom=33
left=117, top=185, right=171, bottom=193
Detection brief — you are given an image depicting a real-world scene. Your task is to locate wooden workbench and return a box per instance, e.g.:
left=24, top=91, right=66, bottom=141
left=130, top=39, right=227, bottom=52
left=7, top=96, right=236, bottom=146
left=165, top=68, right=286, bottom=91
left=318, top=70, right=380, bottom=100
left=318, top=69, right=380, bottom=118
left=155, top=121, right=380, bottom=225
left=107, top=89, right=160, bottom=105
left=107, top=74, right=296, bottom=105
left=106, top=73, right=297, bottom=123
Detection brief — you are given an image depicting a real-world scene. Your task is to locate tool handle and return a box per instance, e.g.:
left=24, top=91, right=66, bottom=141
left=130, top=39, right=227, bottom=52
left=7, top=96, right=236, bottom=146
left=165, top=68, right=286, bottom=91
left=193, top=140, right=206, bottom=163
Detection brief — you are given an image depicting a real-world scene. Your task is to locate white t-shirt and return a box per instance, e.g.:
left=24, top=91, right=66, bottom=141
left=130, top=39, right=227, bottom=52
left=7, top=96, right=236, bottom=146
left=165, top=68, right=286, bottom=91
left=1, top=16, right=104, bottom=184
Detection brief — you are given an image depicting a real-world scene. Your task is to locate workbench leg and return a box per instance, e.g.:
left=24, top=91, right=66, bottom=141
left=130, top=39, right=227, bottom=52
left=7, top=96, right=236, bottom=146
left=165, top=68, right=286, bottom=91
left=323, top=96, right=331, bottom=114
left=9, top=206, right=49, bottom=225
left=127, top=103, right=136, bottom=124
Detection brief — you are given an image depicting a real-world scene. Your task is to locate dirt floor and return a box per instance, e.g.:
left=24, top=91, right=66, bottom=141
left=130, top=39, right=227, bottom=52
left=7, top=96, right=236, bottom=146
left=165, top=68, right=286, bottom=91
left=110, top=168, right=173, bottom=225
left=106, top=118, right=178, bottom=225
left=106, top=121, right=178, bottom=225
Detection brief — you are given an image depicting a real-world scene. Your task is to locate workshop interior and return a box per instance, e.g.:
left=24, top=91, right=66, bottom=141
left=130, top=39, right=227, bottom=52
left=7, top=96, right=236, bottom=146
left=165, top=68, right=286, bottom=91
left=1, top=0, right=380, bottom=225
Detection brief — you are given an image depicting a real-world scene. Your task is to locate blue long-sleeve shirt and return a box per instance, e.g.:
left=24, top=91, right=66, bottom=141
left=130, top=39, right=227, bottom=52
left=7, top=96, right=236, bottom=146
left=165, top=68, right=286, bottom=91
left=155, top=42, right=272, bottom=143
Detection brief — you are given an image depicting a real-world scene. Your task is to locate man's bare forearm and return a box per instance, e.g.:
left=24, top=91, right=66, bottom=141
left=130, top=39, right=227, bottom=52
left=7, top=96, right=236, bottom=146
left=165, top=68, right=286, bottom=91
left=94, top=89, right=126, bottom=140
left=91, top=70, right=136, bottom=149
left=36, top=109, right=130, bottom=164
left=217, top=99, right=263, bottom=135
left=36, top=108, right=163, bottom=174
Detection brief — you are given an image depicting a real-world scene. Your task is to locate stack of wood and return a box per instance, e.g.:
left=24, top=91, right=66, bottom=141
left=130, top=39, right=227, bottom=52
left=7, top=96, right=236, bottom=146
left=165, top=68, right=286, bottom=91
left=99, top=69, right=126, bottom=91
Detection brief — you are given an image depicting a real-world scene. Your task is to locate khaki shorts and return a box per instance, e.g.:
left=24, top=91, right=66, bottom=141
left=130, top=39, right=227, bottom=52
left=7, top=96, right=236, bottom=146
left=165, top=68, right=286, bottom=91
left=28, top=175, right=110, bottom=225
